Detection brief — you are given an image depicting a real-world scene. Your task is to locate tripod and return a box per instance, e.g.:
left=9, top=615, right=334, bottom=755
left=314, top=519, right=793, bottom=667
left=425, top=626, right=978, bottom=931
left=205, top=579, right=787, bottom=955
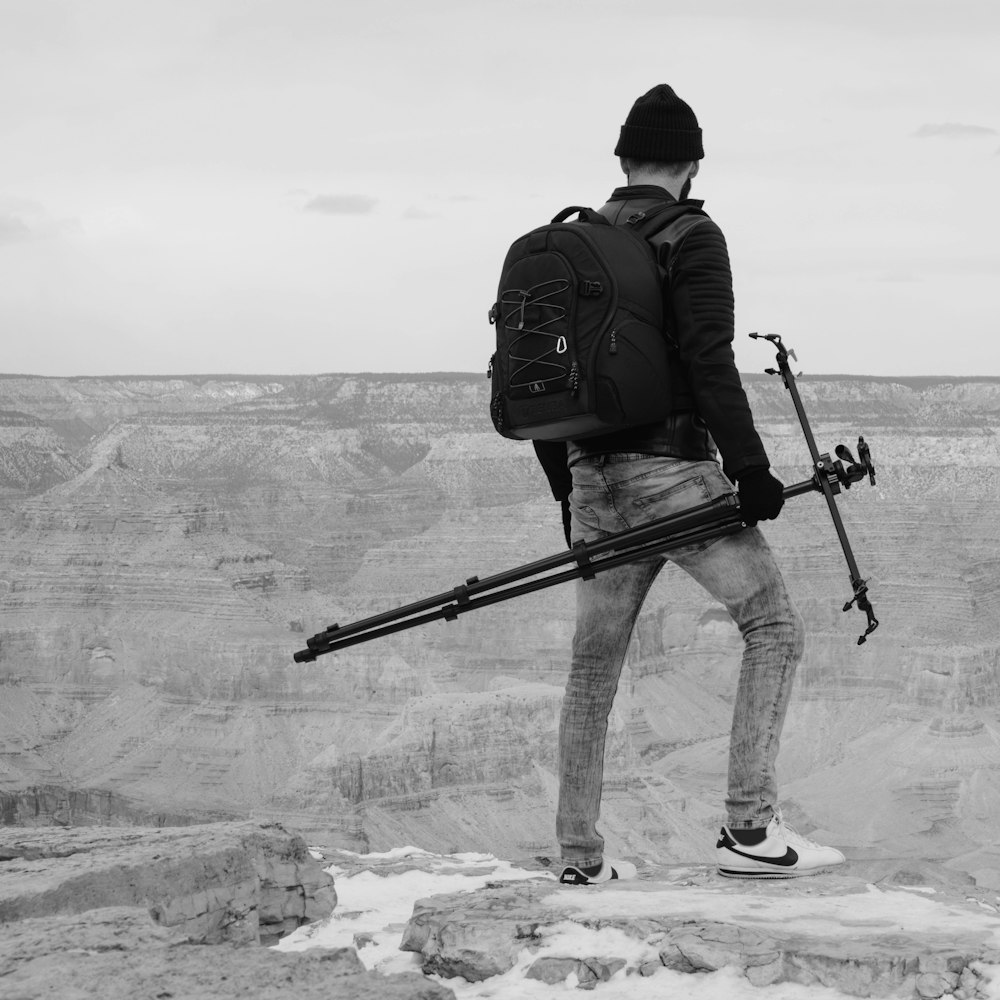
left=293, top=335, right=879, bottom=663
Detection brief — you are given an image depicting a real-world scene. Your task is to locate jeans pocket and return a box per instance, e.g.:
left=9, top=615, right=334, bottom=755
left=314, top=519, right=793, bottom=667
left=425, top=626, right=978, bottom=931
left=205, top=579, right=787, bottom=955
left=569, top=500, right=600, bottom=540
left=631, top=473, right=712, bottom=522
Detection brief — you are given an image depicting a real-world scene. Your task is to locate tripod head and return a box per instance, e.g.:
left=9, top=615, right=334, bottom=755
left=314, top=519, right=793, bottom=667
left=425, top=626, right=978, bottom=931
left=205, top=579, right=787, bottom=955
left=834, top=440, right=876, bottom=487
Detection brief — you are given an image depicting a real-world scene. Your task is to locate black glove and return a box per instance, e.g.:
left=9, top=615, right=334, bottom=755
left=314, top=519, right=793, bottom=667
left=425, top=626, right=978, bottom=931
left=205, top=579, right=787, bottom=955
left=560, top=497, right=572, bottom=547
left=737, top=469, right=785, bottom=526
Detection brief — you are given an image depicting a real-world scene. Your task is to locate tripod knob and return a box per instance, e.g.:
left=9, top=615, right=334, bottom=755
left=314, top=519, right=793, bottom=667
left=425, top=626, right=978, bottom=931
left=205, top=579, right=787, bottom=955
left=835, top=444, right=856, bottom=466
left=858, top=437, right=876, bottom=485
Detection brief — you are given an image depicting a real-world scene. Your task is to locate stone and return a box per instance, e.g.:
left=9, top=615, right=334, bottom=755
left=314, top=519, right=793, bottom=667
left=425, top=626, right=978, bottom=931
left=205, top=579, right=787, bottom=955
left=525, top=955, right=627, bottom=987
left=400, top=884, right=544, bottom=981
left=959, top=966, right=983, bottom=994
left=0, top=821, right=336, bottom=945
left=658, top=921, right=781, bottom=974
left=525, top=956, right=581, bottom=984
left=915, top=971, right=960, bottom=999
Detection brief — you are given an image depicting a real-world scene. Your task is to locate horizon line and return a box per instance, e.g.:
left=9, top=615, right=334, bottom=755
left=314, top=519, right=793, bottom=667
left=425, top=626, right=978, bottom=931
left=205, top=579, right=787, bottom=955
left=1, top=371, right=998, bottom=384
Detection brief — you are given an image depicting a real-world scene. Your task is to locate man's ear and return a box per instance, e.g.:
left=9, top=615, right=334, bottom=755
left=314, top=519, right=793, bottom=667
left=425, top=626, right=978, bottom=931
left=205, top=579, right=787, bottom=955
left=689, top=160, right=700, bottom=179
left=619, top=157, right=630, bottom=177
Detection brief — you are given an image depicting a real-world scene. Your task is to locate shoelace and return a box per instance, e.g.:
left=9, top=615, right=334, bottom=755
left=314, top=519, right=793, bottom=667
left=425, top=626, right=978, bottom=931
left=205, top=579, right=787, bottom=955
left=770, top=808, right=825, bottom=850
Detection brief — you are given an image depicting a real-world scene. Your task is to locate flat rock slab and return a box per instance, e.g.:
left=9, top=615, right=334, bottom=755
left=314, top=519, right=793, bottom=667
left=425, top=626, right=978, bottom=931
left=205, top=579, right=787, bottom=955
left=0, top=821, right=336, bottom=945
left=0, top=906, right=456, bottom=1000
left=401, top=863, right=1000, bottom=997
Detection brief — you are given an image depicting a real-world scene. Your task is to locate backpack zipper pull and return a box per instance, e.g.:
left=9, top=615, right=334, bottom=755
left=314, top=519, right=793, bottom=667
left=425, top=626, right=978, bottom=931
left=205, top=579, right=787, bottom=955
left=568, top=361, right=580, bottom=396
left=516, top=291, right=529, bottom=330
left=609, top=330, right=618, bottom=355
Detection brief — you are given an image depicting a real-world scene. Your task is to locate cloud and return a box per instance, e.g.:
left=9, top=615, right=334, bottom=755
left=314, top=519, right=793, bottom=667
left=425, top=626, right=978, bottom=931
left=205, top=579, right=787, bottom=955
left=912, top=123, right=997, bottom=139
left=0, top=214, right=32, bottom=245
left=872, top=270, right=920, bottom=284
left=0, top=198, right=79, bottom=245
left=303, top=194, right=378, bottom=215
left=402, top=206, right=440, bottom=221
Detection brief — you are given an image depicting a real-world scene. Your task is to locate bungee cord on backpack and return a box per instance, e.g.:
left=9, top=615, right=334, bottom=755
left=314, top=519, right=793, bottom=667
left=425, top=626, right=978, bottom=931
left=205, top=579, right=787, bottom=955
left=500, top=278, right=573, bottom=393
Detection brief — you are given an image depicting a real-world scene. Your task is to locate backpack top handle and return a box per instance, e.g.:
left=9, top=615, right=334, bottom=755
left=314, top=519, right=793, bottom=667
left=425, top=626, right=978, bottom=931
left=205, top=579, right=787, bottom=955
left=550, top=206, right=611, bottom=226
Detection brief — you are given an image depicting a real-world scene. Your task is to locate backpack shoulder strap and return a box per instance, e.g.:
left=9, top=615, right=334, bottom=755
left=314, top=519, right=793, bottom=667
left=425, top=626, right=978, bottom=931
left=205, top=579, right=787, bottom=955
left=624, top=202, right=687, bottom=235
left=642, top=204, right=712, bottom=271
left=636, top=202, right=708, bottom=237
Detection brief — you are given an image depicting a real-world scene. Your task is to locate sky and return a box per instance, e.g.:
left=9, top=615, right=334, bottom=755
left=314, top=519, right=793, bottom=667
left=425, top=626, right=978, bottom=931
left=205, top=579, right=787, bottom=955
left=1, top=0, right=998, bottom=378
left=277, top=845, right=1000, bottom=1000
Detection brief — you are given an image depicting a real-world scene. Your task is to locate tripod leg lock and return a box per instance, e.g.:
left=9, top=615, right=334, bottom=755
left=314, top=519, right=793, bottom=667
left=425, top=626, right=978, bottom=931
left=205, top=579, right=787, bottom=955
left=572, top=540, right=597, bottom=580
left=443, top=576, right=481, bottom=621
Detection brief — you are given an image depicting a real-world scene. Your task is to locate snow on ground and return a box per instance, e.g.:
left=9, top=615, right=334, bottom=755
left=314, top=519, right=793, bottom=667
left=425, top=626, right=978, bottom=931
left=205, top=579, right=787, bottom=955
left=276, top=846, right=1000, bottom=1000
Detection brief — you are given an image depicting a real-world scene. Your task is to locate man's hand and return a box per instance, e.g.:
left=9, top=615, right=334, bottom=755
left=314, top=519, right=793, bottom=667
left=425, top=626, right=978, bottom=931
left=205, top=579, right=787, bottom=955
left=737, top=469, right=785, bottom=526
left=561, top=497, right=572, bottom=547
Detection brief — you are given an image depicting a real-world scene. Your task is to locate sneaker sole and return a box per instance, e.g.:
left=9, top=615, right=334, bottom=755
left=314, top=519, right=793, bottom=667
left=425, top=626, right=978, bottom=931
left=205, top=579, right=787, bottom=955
left=718, top=865, right=839, bottom=879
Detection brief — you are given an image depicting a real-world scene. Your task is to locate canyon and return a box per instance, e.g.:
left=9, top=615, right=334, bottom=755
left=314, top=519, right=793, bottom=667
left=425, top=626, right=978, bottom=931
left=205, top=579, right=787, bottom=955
left=1, top=365, right=999, bottom=886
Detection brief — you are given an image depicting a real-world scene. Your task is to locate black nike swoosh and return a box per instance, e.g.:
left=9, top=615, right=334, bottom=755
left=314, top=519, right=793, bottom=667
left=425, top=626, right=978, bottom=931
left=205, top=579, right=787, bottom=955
left=723, top=842, right=799, bottom=867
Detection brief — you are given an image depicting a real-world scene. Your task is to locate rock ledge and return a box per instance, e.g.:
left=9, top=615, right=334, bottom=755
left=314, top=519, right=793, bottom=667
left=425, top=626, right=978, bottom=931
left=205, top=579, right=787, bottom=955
left=0, top=822, right=455, bottom=999
left=401, top=863, right=1000, bottom=998
left=0, top=820, right=336, bottom=944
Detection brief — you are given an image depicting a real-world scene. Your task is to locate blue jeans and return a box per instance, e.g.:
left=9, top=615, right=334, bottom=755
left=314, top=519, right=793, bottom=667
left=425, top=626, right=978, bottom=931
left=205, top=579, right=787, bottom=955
left=557, top=455, right=804, bottom=867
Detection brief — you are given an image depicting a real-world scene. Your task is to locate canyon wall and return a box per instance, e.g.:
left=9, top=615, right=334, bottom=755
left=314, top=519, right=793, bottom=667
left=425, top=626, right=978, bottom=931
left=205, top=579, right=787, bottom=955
left=1, top=368, right=999, bottom=882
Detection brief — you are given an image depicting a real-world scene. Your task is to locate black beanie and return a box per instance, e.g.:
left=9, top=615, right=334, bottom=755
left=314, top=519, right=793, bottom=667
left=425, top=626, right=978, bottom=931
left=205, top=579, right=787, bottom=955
left=614, top=84, right=704, bottom=162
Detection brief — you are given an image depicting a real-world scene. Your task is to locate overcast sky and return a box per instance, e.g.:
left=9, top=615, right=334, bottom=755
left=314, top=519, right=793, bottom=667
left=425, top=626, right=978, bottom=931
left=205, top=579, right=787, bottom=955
left=1, top=0, right=998, bottom=377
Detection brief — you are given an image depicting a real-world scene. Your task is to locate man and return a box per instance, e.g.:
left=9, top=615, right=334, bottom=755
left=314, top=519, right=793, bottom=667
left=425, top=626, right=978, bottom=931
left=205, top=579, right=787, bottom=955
left=533, top=84, right=845, bottom=882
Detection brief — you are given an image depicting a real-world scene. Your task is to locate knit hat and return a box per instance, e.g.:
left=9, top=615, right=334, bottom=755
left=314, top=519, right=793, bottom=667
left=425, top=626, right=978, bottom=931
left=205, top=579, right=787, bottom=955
left=614, top=84, right=704, bottom=161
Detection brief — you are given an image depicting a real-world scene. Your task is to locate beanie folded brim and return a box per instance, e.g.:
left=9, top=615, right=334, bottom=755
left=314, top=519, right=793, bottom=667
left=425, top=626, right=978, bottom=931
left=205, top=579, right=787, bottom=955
left=615, top=124, right=704, bottom=162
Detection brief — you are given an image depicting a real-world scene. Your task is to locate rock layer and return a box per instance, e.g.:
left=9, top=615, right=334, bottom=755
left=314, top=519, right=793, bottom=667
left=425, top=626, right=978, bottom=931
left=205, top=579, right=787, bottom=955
left=0, top=820, right=336, bottom=945
left=2, top=372, right=1000, bottom=875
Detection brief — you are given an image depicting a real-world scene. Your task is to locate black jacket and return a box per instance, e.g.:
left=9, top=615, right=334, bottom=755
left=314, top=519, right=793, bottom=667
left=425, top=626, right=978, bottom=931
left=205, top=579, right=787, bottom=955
left=534, top=185, right=769, bottom=502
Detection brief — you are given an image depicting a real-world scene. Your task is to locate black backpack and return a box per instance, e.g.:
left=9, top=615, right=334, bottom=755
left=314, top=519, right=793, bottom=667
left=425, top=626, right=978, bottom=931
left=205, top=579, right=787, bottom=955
left=488, top=202, right=707, bottom=441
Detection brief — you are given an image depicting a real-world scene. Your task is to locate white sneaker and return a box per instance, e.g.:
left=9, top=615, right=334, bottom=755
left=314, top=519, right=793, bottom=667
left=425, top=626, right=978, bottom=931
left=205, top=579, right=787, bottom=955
left=716, top=811, right=845, bottom=879
left=559, top=859, right=638, bottom=885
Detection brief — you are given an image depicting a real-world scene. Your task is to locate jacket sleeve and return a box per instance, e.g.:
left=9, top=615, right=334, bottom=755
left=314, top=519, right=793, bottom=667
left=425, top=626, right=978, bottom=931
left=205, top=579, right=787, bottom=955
left=668, top=220, right=770, bottom=481
left=532, top=440, right=572, bottom=501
